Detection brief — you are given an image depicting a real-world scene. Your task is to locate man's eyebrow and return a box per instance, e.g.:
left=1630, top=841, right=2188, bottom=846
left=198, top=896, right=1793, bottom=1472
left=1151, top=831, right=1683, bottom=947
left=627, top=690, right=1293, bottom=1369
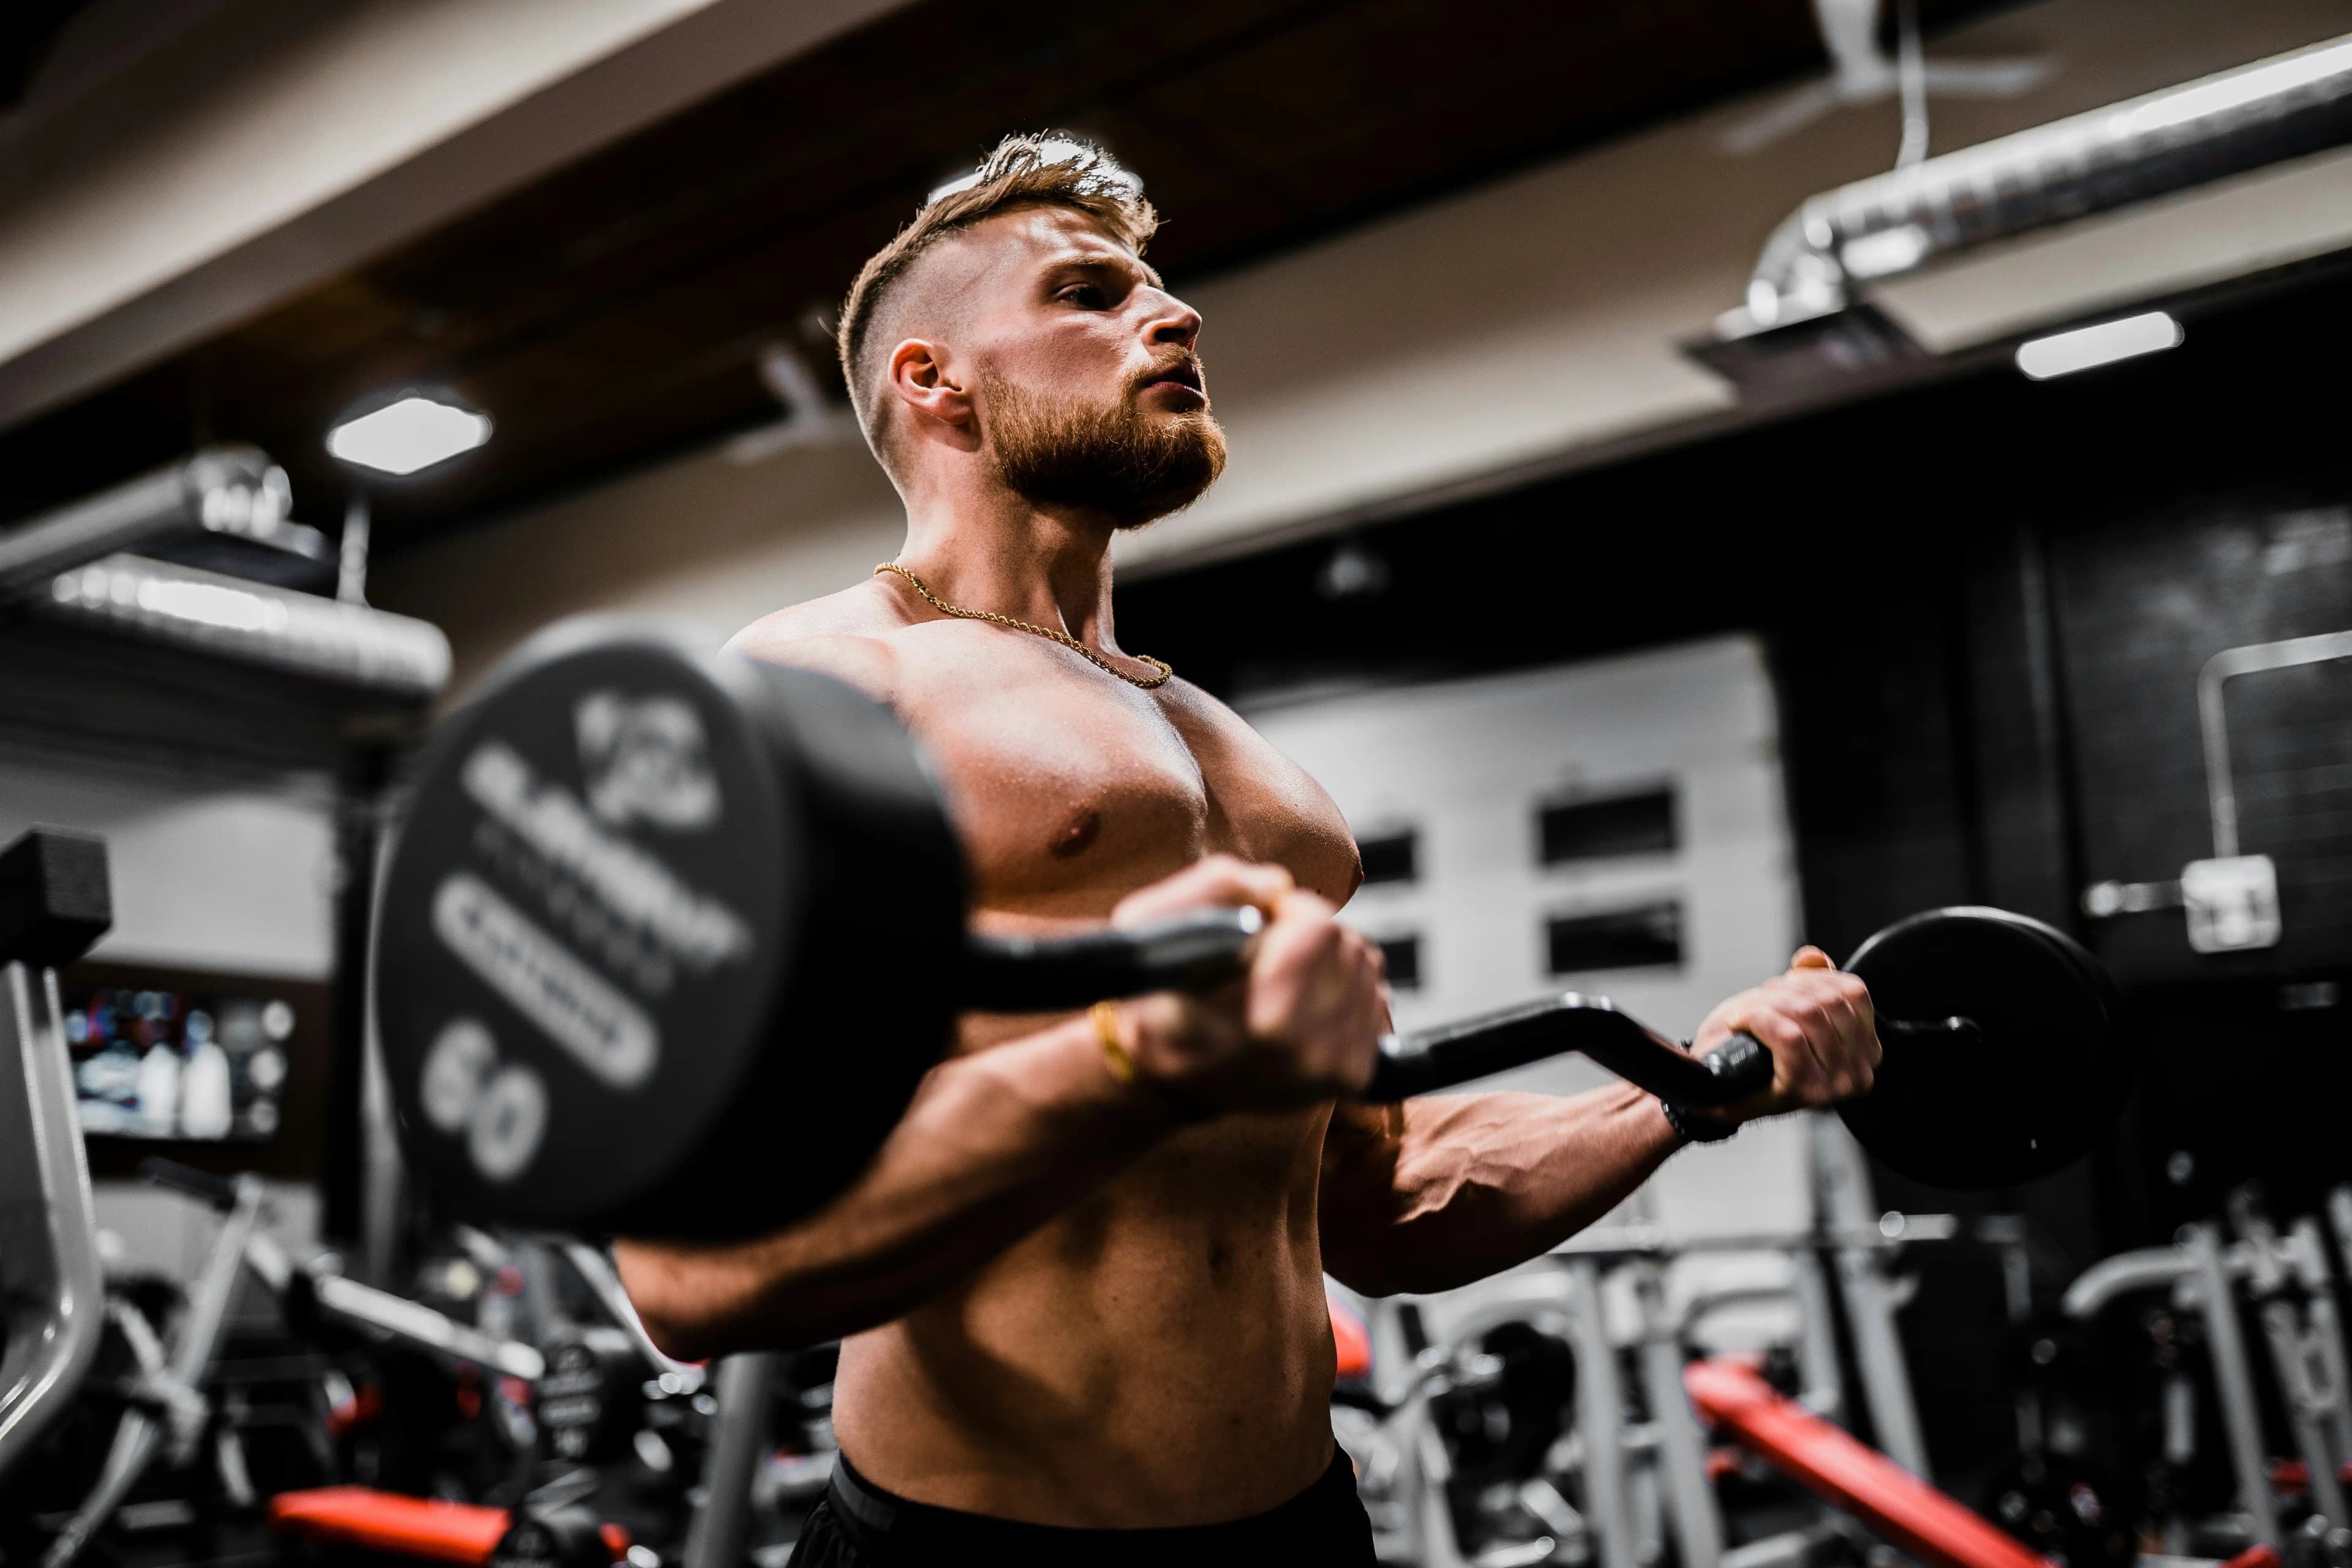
left=1042, top=251, right=1164, bottom=291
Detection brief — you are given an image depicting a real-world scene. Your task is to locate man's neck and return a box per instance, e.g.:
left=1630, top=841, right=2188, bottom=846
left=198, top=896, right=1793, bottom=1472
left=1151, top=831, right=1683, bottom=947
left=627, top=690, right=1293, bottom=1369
left=895, top=483, right=1125, bottom=649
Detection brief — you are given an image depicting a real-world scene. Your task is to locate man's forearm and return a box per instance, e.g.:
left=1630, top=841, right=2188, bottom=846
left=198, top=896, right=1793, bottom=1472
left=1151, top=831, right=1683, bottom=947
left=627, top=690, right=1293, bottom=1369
left=1320, top=1084, right=1682, bottom=1297
left=615, top=1018, right=1182, bottom=1355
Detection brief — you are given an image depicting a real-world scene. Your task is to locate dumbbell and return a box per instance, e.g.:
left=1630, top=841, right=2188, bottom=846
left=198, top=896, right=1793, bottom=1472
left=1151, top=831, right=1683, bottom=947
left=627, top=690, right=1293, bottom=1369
left=371, top=621, right=2128, bottom=1239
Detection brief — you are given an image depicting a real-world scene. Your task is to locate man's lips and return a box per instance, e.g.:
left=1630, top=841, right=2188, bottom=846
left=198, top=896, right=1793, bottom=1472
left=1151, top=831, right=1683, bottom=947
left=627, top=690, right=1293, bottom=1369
left=1139, top=361, right=1205, bottom=399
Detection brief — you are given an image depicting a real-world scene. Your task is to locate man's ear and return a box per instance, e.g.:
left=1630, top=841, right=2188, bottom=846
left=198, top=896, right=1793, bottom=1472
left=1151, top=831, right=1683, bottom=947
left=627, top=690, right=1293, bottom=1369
left=886, top=339, right=974, bottom=435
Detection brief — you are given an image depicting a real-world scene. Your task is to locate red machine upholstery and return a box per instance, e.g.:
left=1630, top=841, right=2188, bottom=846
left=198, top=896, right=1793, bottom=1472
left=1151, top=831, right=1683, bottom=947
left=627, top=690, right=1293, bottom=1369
left=270, top=1487, right=627, bottom=1566
left=1684, top=1359, right=2054, bottom=1568
left=1329, top=1292, right=1373, bottom=1382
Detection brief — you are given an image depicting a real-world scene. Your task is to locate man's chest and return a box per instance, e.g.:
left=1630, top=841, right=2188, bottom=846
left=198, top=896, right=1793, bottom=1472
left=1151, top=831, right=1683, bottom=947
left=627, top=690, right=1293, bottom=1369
left=897, top=644, right=1359, bottom=914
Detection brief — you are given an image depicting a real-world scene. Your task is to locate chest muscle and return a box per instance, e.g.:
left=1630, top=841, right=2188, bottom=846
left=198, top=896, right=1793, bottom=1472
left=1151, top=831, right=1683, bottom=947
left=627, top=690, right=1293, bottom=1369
left=900, top=655, right=1354, bottom=917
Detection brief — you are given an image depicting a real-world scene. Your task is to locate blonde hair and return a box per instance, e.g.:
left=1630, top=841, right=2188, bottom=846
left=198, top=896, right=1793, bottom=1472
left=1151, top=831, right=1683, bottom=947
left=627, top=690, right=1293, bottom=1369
left=836, top=132, right=1157, bottom=455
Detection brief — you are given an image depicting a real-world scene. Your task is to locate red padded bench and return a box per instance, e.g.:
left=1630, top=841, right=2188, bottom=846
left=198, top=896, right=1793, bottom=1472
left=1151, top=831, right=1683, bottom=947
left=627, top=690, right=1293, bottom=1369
left=1684, top=1359, right=2054, bottom=1568
left=270, top=1487, right=627, bottom=1566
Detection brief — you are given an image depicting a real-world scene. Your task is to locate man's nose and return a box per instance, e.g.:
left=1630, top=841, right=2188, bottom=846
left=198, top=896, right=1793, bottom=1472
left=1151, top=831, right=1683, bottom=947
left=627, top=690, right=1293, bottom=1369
left=1145, top=292, right=1201, bottom=349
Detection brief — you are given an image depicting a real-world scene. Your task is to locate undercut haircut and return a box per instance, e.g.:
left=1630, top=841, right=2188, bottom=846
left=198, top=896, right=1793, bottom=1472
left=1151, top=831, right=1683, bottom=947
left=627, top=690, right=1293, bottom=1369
left=836, top=132, right=1158, bottom=462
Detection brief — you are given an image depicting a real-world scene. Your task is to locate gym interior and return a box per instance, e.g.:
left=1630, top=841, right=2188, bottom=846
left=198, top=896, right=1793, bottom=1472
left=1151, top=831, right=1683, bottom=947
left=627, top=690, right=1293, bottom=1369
left=1, top=1, right=2348, bottom=1564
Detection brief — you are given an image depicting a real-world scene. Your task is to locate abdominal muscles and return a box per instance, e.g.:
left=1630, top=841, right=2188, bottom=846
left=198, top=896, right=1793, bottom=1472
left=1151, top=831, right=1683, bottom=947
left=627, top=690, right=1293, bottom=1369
left=829, top=1106, right=1340, bottom=1526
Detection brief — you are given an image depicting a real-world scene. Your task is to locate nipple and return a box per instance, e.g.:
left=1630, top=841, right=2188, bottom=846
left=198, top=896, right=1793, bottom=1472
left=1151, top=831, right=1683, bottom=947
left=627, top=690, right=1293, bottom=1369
left=1050, top=809, right=1102, bottom=860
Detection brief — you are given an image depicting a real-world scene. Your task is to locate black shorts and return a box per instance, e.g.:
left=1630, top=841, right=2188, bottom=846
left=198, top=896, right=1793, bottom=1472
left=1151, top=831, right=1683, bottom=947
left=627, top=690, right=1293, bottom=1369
left=785, top=1446, right=1376, bottom=1566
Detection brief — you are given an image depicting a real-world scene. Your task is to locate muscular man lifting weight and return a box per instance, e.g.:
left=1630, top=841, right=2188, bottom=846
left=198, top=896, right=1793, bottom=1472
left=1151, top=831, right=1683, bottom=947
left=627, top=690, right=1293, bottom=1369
left=612, top=134, right=1882, bottom=1564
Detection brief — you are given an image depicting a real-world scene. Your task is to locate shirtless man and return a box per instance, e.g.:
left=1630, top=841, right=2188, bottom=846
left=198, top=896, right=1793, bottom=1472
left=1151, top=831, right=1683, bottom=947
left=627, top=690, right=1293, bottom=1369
left=613, top=134, right=1882, bottom=1564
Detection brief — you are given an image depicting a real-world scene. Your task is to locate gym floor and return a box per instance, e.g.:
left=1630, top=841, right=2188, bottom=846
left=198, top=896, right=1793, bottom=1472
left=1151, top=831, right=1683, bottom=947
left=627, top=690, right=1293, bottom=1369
left=0, top=2, right=2347, bottom=1567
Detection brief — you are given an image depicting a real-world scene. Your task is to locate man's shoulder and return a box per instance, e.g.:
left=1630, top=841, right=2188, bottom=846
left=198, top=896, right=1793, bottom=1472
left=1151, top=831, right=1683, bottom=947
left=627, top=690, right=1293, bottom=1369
left=727, top=580, right=910, bottom=701
left=1156, top=674, right=1267, bottom=743
left=728, top=586, right=875, bottom=647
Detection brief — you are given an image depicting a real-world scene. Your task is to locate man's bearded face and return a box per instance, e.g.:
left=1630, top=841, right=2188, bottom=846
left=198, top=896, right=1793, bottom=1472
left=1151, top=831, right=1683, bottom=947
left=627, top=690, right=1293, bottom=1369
left=982, top=364, right=1227, bottom=530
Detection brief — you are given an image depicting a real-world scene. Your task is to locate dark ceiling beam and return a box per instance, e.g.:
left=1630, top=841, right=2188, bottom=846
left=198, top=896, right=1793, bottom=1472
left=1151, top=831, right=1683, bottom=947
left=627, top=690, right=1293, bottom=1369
left=0, top=0, right=914, bottom=433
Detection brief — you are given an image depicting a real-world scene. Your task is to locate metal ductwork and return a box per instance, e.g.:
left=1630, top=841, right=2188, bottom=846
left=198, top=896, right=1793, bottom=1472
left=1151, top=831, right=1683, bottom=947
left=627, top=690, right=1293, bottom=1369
left=40, top=554, right=451, bottom=706
left=1, top=449, right=449, bottom=707
left=1712, top=31, right=2352, bottom=344
left=0, top=447, right=318, bottom=595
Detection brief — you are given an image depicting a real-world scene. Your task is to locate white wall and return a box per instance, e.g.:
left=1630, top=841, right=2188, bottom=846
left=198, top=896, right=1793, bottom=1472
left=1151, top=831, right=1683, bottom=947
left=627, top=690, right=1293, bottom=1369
left=95, top=1182, right=323, bottom=1294
left=0, top=751, right=337, bottom=977
left=1245, top=638, right=1806, bottom=1243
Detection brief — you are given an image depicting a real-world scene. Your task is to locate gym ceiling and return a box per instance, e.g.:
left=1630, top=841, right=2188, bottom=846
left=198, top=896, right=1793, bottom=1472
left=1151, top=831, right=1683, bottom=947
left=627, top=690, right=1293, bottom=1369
left=0, top=0, right=2018, bottom=559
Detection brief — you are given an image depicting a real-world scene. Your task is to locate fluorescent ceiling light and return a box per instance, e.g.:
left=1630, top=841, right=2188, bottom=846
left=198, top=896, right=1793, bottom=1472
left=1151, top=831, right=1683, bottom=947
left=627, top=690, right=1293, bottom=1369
left=2015, top=312, right=2183, bottom=380
left=328, top=395, right=492, bottom=475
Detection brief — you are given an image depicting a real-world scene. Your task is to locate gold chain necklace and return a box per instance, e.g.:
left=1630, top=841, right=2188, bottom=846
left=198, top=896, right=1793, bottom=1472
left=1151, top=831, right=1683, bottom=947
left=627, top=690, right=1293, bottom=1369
left=873, top=562, right=1173, bottom=689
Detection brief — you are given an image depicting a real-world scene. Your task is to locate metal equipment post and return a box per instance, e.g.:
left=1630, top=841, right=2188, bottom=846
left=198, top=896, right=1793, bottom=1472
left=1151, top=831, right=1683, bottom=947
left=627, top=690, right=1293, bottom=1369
left=1812, top=1116, right=1930, bottom=1477
left=1633, top=1259, right=1724, bottom=1568
left=1566, top=1259, right=1639, bottom=1568
left=685, top=1352, right=781, bottom=1568
left=1790, top=1250, right=1845, bottom=1420
left=0, top=829, right=113, bottom=1482
left=42, top=1177, right=269, bottom=1567
left=0, top=961, right=105, bottom=1479
left=2231, top=1196, right=2350, bottom=1529
left=2302, top=1212, right=2352, bottom=1456
left=2188, top=1221, right=2282, bottom=1547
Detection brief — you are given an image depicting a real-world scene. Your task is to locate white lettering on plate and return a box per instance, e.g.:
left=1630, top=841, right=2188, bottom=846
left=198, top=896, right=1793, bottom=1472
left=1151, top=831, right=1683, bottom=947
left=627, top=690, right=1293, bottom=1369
left=576, top=690, right=723, bottom=832
left=461, top=739, right=752, bottom=971
left=432, top=871, right=658, bottom=1089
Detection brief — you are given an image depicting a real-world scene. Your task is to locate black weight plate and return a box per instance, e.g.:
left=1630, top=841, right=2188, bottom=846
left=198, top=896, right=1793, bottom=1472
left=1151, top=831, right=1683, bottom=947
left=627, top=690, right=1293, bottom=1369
left=491, top=1507, right=611, bottom=1568
left=375, top=620, right=796, bottom=1231
left=673, top=654, right=967, bottom=1237
left=1839, top=907, right=2127, bottom=1191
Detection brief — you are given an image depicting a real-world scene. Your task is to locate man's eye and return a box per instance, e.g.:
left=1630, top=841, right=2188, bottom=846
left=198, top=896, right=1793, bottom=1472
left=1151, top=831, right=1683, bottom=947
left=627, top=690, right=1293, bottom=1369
left=1058, top=284, right=1106, bottom=307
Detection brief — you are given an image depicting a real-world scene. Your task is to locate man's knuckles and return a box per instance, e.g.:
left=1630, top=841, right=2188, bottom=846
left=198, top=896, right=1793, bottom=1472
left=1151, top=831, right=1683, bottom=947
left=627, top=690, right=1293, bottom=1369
left=1740, top=1008, right=1811, bottom=1049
